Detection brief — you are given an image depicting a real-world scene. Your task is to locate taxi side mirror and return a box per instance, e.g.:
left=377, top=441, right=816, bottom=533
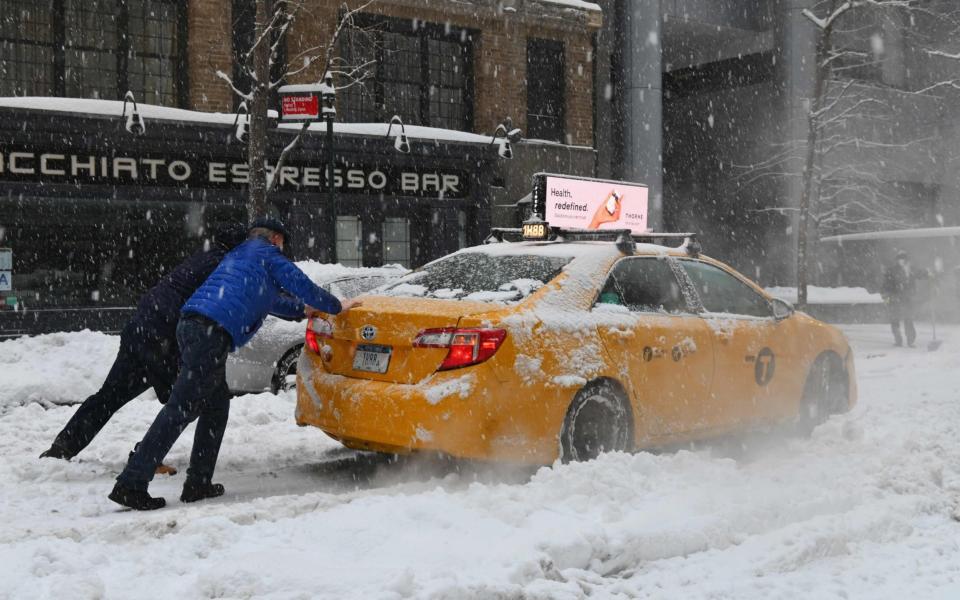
left=771, top=298, right=794, bottom=321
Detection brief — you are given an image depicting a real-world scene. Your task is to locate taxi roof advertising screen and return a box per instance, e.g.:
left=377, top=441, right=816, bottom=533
left=544, top=175, right=648, bottom=233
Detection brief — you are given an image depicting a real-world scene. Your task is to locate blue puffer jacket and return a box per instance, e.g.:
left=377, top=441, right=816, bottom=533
left=181, top=237, right=342, bottom=349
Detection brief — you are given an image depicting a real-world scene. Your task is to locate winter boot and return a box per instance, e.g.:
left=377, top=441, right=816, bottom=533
left=180, top=480, right=225, bottom=503
left=39, top=444, right=73, bottom=460
left=108, top=483, right=166, bottom=511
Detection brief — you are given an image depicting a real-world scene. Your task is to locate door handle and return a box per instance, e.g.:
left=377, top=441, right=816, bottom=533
left=643, top=346, right=665, bottom=361
left=672, top=340, right=697, bottom=361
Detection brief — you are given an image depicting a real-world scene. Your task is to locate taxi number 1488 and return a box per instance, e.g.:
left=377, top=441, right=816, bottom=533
left=522, top=222, right=548, bottom=240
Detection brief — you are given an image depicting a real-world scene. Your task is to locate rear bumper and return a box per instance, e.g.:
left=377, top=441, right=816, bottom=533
left=294, top=352, right=553, bottom=463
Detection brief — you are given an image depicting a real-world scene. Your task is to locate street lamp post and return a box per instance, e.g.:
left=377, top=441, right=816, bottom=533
left=320, top=72, right=337, bottom=264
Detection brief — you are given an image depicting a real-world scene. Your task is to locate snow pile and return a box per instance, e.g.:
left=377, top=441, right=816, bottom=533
left=767, top=285, right=883, bottom=304
left=0, top=96, right=259, bottom=124
left=537, top=0, right=601, bottom=11
left=0, top=98, right=498, bottom=145
left=295, top=261, right=408, bottom=286
left=0, top=330, right=126, bottom=411
left=1, top=324, right=960, bottom=598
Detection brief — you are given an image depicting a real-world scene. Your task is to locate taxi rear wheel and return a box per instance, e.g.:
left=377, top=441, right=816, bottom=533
left=798, top=353, right=848, bottom=434
left=560, top=380, right=633, bottom=463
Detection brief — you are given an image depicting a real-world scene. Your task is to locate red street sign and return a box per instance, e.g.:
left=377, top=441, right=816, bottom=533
left=281, top=94, right=319, bottom=120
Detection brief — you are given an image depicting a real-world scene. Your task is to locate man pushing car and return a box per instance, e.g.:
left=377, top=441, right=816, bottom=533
left=40, top=222, right=247, bottom=468
left=109, top=218, right=361, bottom=510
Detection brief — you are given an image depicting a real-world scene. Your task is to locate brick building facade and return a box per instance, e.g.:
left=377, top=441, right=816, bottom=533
left=103, top=0, right=603, bottom=149
left=0, top=0, right=604, bottom=335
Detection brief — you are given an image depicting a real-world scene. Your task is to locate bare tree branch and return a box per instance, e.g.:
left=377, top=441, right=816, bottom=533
left=218, top=0, right=380, bottom=219
left=215, top=70, right=253, bottom=102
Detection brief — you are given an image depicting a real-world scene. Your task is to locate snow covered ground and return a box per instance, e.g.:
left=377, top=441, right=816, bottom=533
left=1, top=323, right=960, bottom=599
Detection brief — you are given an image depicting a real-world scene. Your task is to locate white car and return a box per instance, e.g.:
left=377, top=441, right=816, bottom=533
left=225, top=263, right=407, bottom=394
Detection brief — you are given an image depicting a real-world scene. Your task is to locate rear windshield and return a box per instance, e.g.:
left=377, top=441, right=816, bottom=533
left=381, top=252, right=571, bottom=302
left=327, top=276, right=392, bottom=299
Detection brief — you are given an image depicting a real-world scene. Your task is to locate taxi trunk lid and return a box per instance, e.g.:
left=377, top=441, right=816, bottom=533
left=317, top=296, right=501, bottom=384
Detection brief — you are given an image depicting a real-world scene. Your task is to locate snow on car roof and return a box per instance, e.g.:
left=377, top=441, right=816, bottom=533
left=452, top=240, right=687, bottom=303
left=457, top=239, right=678, bottom=259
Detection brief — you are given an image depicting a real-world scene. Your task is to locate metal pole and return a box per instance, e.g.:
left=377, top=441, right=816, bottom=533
left=621, top=0, right=662, bottom=229
left=326, top=112, right=337, bottom=264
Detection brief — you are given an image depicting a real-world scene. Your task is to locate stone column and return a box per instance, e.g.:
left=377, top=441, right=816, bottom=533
left=621, top=0, right=662, bottom=230
left=779, top=0, right=819, bottom=284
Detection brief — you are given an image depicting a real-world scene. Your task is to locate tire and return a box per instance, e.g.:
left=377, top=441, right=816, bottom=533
left=798, top=352, right=848, bottom=434
left=559, top=380, right=633, bottom=463
left=271, top=345, right=303, bottom=394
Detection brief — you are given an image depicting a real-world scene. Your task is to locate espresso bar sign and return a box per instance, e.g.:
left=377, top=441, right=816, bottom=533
left=0, top=148, right=469, bottom=199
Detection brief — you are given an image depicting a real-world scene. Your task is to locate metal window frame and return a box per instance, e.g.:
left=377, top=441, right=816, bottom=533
left=341, top=13, right=475, bottom=130
left=382, top=216, right=411, bottom=267
left=0, top=0, right=187, bottom=106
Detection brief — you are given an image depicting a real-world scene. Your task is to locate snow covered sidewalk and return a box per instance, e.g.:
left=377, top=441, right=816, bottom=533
left=1, top=325, right=960, bottom=599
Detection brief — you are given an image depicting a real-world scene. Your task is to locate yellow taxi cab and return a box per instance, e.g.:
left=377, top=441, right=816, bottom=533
left=295, top=230, right=856, bottom=464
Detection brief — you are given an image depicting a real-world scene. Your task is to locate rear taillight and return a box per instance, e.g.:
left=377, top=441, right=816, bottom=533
left=305, top=317, right=333, bottom=354
left=413, top=328, right=507, bottom=371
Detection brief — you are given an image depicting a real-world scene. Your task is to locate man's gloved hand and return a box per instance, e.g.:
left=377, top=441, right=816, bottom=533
left=305, top=298, right=363, bottom=319
left=340, top=298, right=363, bottom=313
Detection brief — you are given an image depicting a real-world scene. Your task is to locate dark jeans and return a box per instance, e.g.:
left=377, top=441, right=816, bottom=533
left=50, top=321, right=177, bottom=457
left=888, top=300, right=916, bottom=346
left=117, top=314, right=232, bottom=491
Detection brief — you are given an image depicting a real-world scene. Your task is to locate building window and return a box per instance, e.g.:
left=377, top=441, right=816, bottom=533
left=526, top=38, right=565, bottom=142
left=0, top=0, right=56, bottom=97
left=382, top=217, right=410, bottom=267
left=340, top=15, right=474, bottom=131
left=126, top=0, right=182, bottom=106
left=336, top=216, right=363, bottom=267
left=0, top=0, right=186, bottom=106
left=64, top=0, right=120, bottom=100
left=0, top=193, right=242, bottom=310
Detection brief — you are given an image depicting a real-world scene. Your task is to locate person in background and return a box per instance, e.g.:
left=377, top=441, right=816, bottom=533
left=109, top=218, right=362, bottom=510
left=881, top=249, right=928, bottom=347
left=40, top=223, right=248, bottom=469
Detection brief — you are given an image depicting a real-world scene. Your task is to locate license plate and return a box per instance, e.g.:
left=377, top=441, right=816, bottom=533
left=352, top=344, right=392, bottom=374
